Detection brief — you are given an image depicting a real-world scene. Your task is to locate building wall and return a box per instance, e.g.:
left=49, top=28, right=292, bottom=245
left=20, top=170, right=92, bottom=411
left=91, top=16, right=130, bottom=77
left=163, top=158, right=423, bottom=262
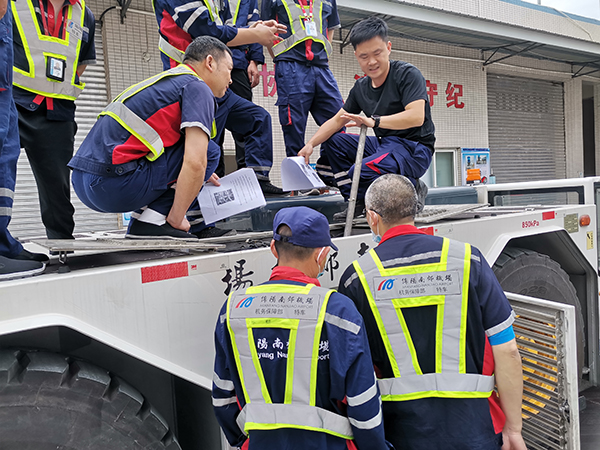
left=84, top=0, right=600, bottom=187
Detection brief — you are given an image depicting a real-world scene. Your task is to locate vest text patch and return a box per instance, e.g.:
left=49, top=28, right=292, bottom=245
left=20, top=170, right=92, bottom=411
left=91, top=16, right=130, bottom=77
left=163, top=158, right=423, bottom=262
left=373, top=271, right=461, bottom=300
left=230, top=293, right=322, bottom=320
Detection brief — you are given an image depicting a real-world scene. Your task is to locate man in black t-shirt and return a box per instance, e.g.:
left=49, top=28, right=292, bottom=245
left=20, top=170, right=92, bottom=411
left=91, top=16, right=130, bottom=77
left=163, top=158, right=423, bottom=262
left=299, top=17, right=434, bottom=215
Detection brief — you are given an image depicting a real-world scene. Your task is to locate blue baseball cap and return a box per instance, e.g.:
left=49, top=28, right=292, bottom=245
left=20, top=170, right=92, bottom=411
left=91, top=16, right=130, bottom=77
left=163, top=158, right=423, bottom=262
left=273, top=206, right=338, bottom=251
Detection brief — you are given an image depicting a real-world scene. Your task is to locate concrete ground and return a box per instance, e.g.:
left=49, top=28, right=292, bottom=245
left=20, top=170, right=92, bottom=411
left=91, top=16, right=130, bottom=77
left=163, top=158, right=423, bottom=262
left=580, top=387, right=600, bottom=449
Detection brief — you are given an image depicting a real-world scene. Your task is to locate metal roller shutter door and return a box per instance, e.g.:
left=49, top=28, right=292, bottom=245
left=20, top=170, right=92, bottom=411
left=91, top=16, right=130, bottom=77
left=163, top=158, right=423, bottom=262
left=487, top=75, right=566, bottom=183
left=9, top=24, right=119, bottom=240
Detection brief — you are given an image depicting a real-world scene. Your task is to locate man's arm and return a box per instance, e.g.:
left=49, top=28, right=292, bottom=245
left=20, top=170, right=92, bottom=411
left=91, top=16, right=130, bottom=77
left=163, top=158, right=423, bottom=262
left=327, top=28, right=335, bottom=41
left=213, top=306, right=247, bottom=448
left=0, top=0, right=8, bottom=20
left=492, top=339, right=527, bottom=450
left=165, top=2, right=285, bottom=48
left=298, top=108, right=350, bottom=163
left=227, top=20, right=285, bottom=47
left=341, top=99, right=425, bottom=131
left=167, top=127, right=209, bottom=231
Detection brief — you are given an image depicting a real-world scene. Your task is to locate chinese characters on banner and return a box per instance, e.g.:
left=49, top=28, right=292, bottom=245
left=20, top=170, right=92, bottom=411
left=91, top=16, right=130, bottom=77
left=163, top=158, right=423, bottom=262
left=258, top=67, right=465, bottom=109
left=427, top=80, right=465, bottom=108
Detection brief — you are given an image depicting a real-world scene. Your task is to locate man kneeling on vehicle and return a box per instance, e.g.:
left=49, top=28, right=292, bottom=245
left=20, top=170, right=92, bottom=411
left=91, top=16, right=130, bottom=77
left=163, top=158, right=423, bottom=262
left=69, top=36, right=233, bottom=239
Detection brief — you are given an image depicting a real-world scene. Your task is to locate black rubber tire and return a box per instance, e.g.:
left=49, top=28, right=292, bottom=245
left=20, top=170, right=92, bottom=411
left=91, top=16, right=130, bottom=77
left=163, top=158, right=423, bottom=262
left=0, top=350, right=182, bottom=450
left=493, top=247, right=586, bottom=375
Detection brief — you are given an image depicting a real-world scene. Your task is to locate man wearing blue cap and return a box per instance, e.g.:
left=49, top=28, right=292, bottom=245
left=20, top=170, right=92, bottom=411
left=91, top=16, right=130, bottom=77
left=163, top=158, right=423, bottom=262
left=212, top=206, right=392, bottom=450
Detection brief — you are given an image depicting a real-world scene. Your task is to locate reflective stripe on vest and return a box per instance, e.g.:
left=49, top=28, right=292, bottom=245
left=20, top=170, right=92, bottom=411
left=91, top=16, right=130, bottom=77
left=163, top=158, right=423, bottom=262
left=353, top=238, right=495, bottom=402
left=12, top=0, right=85, bottom=100
left=272, top=0, right=332, bottom=57
left=159, top=36, right=184, bottom=64
left=227, top=283, right=354, bottom=439
left=226, top=0, right=241, bottom=25
left=99, top=65, right=216, bottom=162
left=153, top=0, right=222, bottom=63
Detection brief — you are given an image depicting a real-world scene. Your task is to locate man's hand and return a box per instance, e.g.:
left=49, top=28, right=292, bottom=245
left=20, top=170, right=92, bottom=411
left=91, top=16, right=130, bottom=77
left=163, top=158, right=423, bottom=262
left=247, top=61, right=260, bottom=88
left=167, top=215, right=191, bottom=232
left=207, top=173, right=221, bottom=186
left=298, top=143, right=314, bottom=164
left=253, top=21, right=286, bottom=47
left=501, top=430, right=527, bottom=450
left=261, top=19, right=287, bottom=34
left=340, top=112, right=375, bottom=128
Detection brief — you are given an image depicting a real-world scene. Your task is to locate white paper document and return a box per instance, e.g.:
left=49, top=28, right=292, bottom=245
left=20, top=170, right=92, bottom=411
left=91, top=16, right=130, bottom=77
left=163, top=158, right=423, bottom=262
left=281, top=156, right=326, bottom=191
left=198, top=168, right=266, bottom=224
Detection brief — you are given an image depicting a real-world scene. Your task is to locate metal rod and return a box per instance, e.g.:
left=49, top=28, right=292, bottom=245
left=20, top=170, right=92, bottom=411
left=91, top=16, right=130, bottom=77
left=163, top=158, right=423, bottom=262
left=344, top=125, right=368, bottom=237
left=483, top=43, right=544, bottom=66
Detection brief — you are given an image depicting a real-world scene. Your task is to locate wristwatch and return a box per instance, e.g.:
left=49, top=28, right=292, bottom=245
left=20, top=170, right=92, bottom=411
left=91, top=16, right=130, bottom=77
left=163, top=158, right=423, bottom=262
left=371, top=115, right=381, bottom=129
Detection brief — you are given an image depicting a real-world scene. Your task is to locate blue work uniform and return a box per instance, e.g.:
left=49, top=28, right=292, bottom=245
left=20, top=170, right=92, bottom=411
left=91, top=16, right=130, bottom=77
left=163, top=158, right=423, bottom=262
left=261, top=0, right=344, bottom=183
left=217, top=0, right=267, bottom=177
left=153, top=0, right=274, bottom=181
left=213, top=266, right=392, bottom=450
left=12, top=0, right=96, bottom=239
left=68, top=66, right=220, bottom=232
left=338, top=225, right=516, bottom=450
left=323, top=60, right=435, bottom=200
left=227, top=0, right=263, bottom=72
left=0, top=6, right=23, bottom=258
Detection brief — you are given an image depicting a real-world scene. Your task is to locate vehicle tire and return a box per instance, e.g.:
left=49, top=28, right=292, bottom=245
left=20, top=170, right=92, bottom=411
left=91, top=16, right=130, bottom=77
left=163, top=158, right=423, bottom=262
left=492, top=247, right=585, bottom=375
left=0, top=350, right=182, bottom=450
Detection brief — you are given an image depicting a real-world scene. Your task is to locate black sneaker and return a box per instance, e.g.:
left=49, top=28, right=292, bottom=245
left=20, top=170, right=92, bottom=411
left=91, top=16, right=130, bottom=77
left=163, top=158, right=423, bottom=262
left=0, top=256, right=45, bottom=281
left=332, top=200, right=366, bottom=223
left=259, top=180, right=286, bottom=197
left=126, top=220, right=198, bottom=240
left=415, top=179, right=428, bottom=214
left=12, top=248, right=49, bottom=262
left=193, top=227, right=237, bottom=239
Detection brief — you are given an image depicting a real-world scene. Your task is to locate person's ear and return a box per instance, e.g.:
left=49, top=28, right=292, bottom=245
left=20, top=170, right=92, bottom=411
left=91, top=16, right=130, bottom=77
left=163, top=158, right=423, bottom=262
left=206, top=55, right=215, bottom=72
left=316, top=246, right=330, bottom=266
left=270, top=239, right=278, bottom=260
left=367, top=210, right=378, bottom=228
left=386, top=41, right=392, bottom=52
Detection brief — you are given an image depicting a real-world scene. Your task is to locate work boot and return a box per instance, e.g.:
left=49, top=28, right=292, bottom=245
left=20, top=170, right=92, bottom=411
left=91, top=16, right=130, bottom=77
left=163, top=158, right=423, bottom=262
left=415, top=179, right=428, bottom=214
left=126, top=220, right=198, bottom=240
left=332, top=200, right=366, bottom=223
left=12, top=248, right=49, bottom=262
left=259, top=180, right=286, bottom=197
left=193, top=227, right=237, bottom=239
left=0, top=256, right=45, bottom=282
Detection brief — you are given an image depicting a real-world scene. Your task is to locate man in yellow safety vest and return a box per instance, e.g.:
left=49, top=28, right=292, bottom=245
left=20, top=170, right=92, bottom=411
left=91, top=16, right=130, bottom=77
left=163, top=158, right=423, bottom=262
left=338, top=174, right=527, bottom=450
left=212, top=206, right=393, bottom=449
left=12, top=0, right=96, bottom=241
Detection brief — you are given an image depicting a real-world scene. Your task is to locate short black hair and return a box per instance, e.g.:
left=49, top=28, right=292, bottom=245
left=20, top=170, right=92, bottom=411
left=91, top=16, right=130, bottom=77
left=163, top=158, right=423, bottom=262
left=349, top=16, right=389, bottom=50
left=183, top=36, right=232, bottom=64
left=273, top=224, right=315, bottom=260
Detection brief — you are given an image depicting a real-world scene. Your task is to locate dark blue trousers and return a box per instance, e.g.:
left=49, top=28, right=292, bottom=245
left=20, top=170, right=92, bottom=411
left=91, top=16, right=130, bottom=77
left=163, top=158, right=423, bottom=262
left=275, top=61, right=344, bottom=185
left=72, top=140, right=220, bottom=230
left=214, top=89, right=273, bottom=181
left=322, top=132, right=433, bottom=200
left=0, top=10, right=23, bottom=257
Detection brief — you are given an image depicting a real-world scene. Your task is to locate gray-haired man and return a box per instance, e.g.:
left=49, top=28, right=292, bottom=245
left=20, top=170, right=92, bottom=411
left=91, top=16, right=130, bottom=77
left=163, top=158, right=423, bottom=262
left=338, top=174, right=526, bottom=450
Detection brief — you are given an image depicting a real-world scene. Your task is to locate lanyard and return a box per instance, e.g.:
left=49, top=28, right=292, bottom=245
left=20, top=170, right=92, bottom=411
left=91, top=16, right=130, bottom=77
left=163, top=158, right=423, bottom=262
left=38, top=0, right=67, bottom=39
left=298, top=0, right=313, bottom=22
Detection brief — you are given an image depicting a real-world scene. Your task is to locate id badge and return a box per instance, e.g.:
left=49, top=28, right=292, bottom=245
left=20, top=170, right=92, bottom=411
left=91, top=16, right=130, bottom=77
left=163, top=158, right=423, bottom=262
left=46, top=57, right=66, bottom=82
left=67, top=20, right=84, bottom=40
left=306, top=21, right=318, bottom=37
